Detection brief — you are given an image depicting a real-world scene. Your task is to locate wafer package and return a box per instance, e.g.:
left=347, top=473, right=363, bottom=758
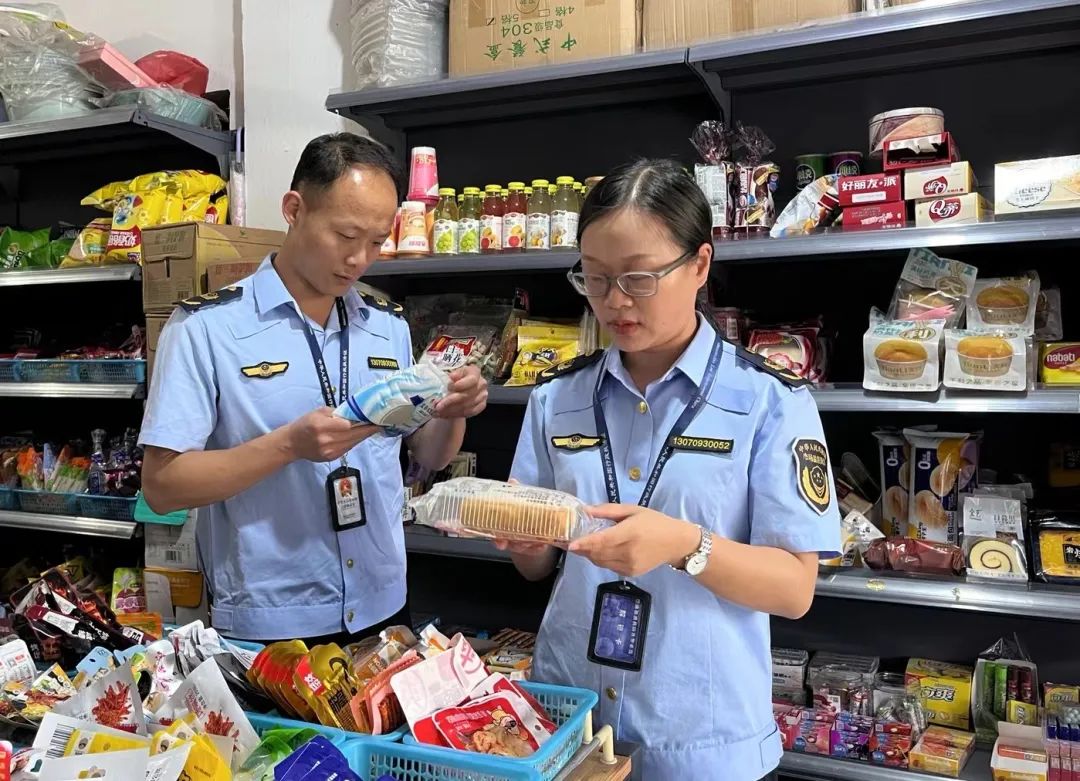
left=408, top=478, right=610, bottom=544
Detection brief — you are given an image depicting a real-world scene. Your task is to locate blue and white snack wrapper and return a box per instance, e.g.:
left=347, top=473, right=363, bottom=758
left=334, top=360, right=451, bottom=436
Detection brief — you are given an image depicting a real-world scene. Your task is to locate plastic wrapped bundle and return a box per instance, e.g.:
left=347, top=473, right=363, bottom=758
left=410, top=478, right=610, bottom=544
left=350, top=0, right=449, bottom=89
left=334, top=360, right=450, bottom=436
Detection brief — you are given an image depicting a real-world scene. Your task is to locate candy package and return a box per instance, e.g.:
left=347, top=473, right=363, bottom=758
left=409, top=478, right=610, bottom=545
left=770, top=175, right=841, bottom=237
left=968, top=272, right=1041, bottom=335
left=943, top=329, right=1030, bottom=391
left=961, top=495, right=1028, bottom=582
left=504, top=324, right=581, bottom=387
left=971, top=635, right=1037, bottom=742
left=863, top=320, right=945, bottom=393
left=333, top=361, right=450, bottom=436
left=886, top=249, right=977, bottom=327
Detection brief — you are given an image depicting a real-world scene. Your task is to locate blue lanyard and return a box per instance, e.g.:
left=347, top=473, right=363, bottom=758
left=592, top=334, right=723, bottom=508
left=300, top=298, right=350, bottom=410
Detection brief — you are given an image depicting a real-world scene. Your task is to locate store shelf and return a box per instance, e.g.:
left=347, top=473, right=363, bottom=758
left=485, top=382, right=1080, bottom=414
left=404, top=526, right=513, bottom=563
left=0, top=509, right=137, bottom=540
left=712, top=216, right=1080, bottom=263
left=817, top=568, right=1080, bottom=622
left=0, top=106, right=230, bottom=165
left=0, top=383, right=145, bottom=399
left=779, top=750, right=991, bottom=781
left=0, top=266, right=140, bottom=287
left=364, top=249, right=579, bottom=277
left=691, top=0, right=1080, bottom=90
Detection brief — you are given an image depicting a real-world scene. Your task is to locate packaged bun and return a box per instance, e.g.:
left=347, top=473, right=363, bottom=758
left=409, top=478, right=609, bottom=544
left=886, top=249, right=977, bottom=328
left=943, top=329, right=1030, bottom=391
left=863, top=320, right=945, bottom=392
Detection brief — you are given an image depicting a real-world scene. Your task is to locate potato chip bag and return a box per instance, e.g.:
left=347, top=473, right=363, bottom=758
left=505, top=324, right=581, bottom=387
left=0, top=227, right=50, bottom=269
left=104, top=189, right=181, bottom=265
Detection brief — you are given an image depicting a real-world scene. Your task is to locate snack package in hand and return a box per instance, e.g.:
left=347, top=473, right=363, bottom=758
left=333, top=361, right=450, bottom=436
left=409, top=478, right=610, bottom=545
left=886, top=249, right=977, bottom=327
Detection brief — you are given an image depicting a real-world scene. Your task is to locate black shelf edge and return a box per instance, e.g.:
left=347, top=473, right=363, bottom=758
left=364, top=249, right=580, bottom=276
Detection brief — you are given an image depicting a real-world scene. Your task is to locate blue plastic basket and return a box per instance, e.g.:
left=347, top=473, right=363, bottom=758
left=247, top=711, right=407, bottom=745
left=12, top=359, right=145, bottom=384
left=0, top=486, right=17, bottom=511
left=77, top=494, right=137, bottom=521
left=15, top=489, right=79, bottom=515
left=345, top=682, right=597, bottom=781
left=0, top=360, right=16, bottom=383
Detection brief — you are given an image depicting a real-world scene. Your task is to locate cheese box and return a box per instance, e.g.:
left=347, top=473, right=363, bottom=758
left=1040, top=342, right=1080, bottom=385
left=884, top=132, right=960, bottom=171
left=843, top=202, right=907, bottom=230
left=905, top=162, right=977, bottom=200
left=995, top=155, right=1080, bottom=216
left=837, top=172, right=903, bottom=206
left=915, top=193, right=993, bottom=227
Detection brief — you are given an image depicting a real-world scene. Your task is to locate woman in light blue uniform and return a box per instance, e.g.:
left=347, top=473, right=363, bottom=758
left=504, top=160, right=841, bottom=780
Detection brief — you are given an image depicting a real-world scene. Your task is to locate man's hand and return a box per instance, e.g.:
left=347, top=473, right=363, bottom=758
left=285, top=407, right=379, bottom=462
left=434, top=365, right=488, bottom=419
left=568, top=504, right=702, bottom=578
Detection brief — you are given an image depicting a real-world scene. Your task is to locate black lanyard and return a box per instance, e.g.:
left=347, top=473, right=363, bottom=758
left=592, top=334, right=723, bottom=508
left=301, top=298, right=351, bottom=465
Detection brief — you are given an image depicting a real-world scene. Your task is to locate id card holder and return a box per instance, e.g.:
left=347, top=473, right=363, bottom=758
left=327, top=465, right=366, bottom=531
left=587, top=580, right=651, bottom=671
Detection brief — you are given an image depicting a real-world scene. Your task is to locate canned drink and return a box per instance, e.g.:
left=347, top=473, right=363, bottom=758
left=794, top=154, right=827, bottom=190
left=829, top=150, right=864, bottom=178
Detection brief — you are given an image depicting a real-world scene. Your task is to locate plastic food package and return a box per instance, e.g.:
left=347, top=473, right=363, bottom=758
left=334, top=360, right=450, bottom=436
left=820, top=510, right=884, bottom=567
left=164, top=657, right=258, bottom=770
left=905, top=658, right=974, bottom=731
left=968, top=272, right=1041, bottom=335
left=943, top=329, right=1030, bottom=391
left=135, top=50, right=209, bottom=95
left=58, top=218, right=112, bottom=268
left=874, top=430, right=912, bottom=537
left=886, top=249, right=978, bottom=327
left=422, top=324, right=498, bottom=373
left=0, top=226, right=50, bottom=269
left=293, top=644, right=363, bottom=732
left=972, top=635, right=1037, bottom=742
left=770, top=174, right=840, bottom=237
left=350, top=0, right=449, bottom=89
left=1029, top=512, right=1080, bottom=584
left=53, top=661, right=144, bottom=733
left=904, top=429, right=977, bottom=544
left=504, top=324, right=581, bottom=387
left=808, top=652, right=879, bottom=716
left=434, top=692, right=553, bottom=757
left=1036, top=287, right=1063, bottom=341
left=409, top=477, right=610, bottom=545
left=863, top=320, right=945, bottom=392
left=960, top=495, right=1027, bottom=582
left=863, top=536, right=965, bottom=575
left=747, top=329, right=815, bottom=380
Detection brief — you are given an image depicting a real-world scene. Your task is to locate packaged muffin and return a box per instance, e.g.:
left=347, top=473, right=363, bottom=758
left=886, top=249, right=977, bottom=328
left=943, top=330, right=1029, bottom=391
left=968, top=272, right=1040, bottom=335
left=863, top=321, right=945, bottom=392
left=903, top=430, right=976, bottom=545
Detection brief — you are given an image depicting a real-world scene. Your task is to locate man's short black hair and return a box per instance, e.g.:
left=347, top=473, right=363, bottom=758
left=290, top=133, right=403, bottom=200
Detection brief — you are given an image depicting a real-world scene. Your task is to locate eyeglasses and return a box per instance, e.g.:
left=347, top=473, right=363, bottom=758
left=567, top=251, right=695, bottom=298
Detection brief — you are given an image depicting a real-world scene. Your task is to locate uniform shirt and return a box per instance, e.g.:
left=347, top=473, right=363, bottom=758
left=139, top=256, right=413, bottom=640
left=510, top=316, right=841, bottom=781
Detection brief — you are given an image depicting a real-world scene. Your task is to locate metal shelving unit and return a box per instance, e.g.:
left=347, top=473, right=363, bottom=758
left=0, top=383, right=145, bottom=399
left=0, top=266, right=140, bottom=287
left=365, top=249, right=579, bottom=277
left=0, top=509, right=137, bottom=540
left=779, top=750, right=992, bottom=781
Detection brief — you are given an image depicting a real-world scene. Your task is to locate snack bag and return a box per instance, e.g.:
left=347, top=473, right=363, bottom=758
left=110, top=568, right=147, bottom=615
left=53, top=662, right=145, bottom=734
left=0, top=227, right=50, bottom=269
left=961, top=495, right=1028, bottom=581
left=886, top=248, right=977, bottom=327
left=434, top=692, right=553, bottom=757
left=505, top=324, right=581, bottom=387
left=968, top=272, right=1041, bottom=335
left=166, top=658, right=258, bottom=769
left=409, top=477, right=610, bottom=545
left=272, top=736, right=361, bottom=781
left=943, top=329, right=1029, bottom=391
left=874, top=430, right=911, bottom=537
left=770, top=175, right=840, bottom=237
left=903, top=429, right=975, bottom=544
left=333, top=361, right=450, bottom=436
left=292, top=644, right=362, bottom=732
left=422, top=324, right=498, bottom=372
left=103, top=188, right=182, bottom=265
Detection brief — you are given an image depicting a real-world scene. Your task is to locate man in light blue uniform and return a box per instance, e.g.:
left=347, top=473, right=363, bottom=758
left=140, top=134, right=488, bottom=642
left=511, top=316, right=841, bottom=780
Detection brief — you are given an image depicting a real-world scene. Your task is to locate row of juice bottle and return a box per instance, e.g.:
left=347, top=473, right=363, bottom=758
left=389, top=176, right=602, bottom=258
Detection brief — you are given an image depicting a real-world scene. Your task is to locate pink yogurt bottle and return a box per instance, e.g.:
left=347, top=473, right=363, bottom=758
left=407, top=146, right=439, bottom=205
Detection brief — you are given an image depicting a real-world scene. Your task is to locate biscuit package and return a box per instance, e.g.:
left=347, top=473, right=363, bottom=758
left=903, top=429, right=978, bottom=545
left=968, top=272, right=1041, bottom=335
left=943, top=329, right=1030, bottom=391
left=961, top=495, right=1028, bottom=582
left=886, top=249, right=977, bottom=328
left=863, top=321, right=946, bottom=392
left=409, top=478, right=610, bottom=544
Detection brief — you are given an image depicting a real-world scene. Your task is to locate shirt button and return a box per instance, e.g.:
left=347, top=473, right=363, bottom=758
left=628, top=466, right=641, bottom=481
left=637, top=401, right=648, bottom=414
left=346, top=610, right=355, bottom=623
left=346, top=559, right=354, bottom=568
left=606, top=687, right=618, bottom=701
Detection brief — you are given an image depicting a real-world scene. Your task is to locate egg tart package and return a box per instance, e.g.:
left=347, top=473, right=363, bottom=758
left=903, top=429, right=978, bottom=545
left=863, top=320, right=946, bottom=392
left=968, top=272, right=1041, bottom=335
left=409, top=477, right=610, bottom=544
left=886, top=249, right=978, bottom=327
left=1029, top=511, right=1080, bottom=584
left=943, top=329, right=1030, bottom=391
left=960, top=495, right=1028, bottom=582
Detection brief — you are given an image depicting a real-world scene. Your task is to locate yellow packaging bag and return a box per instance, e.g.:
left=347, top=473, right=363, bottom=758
left=64, top=728, right=150, bottom=756
left=505, top=324, right=581, bottom=386
left=292, top=644, right=362, bottom=731
left=103, top=188, right=184, bottom=265
left=182, top=734, right=230, bottom=780
left=59, top=217, right=113, bottom=268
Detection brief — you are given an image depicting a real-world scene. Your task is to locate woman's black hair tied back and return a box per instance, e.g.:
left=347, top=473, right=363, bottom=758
left=577, top=159, right=712, bottom=256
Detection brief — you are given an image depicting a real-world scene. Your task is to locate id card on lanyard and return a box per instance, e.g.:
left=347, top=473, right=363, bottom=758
left=586, top=335, right=723, bottom=671
left=301, top=298, right=366, bottom=532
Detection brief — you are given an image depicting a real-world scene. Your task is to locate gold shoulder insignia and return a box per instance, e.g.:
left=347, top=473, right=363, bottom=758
left=731, top=342, right=809, bottom=388
left=360, top=292, right=405, bottom=318
left=241, top=361, right=289, bottom=379
left=179, top=286, right=243, bottom=313
left=551, top=434, right=603, bottom=450
left=536, top=351, right=604, bottom=384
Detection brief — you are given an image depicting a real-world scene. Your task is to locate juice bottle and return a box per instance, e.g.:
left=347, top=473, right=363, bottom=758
left=551, top=176, right=580, bottom=248
left=481, top=184, right=505, bottom=252
left=527, top=179, right=552, bottom=250
left=457, top=187, right=482, bottom=254
left=583, top=176, right=603, bottom=200
left=573, top=181, right=583, bottom=209
left=432, top=188, right=458, bottom=255
left=548, top=183, right=557, bottom=197
left=503, top=182, right=528, bottom=252
left=396, top=201, right=430, bottom=257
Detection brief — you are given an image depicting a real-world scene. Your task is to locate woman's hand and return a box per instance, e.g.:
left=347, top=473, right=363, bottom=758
left=568, top=504, right=702, bottom=578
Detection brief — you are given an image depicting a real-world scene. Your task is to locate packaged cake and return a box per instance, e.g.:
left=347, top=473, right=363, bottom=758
left=967, top=273, right=1040, bottom=335
left=886, top=249, right=977, bottom=328
left=863, top=321, right=945, bottom=393
left=943, top=330, right=1029, bottom=391
left=903, top=429, right=977, bottom=545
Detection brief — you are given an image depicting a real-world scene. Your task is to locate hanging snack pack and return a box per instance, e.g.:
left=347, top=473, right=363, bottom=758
left=943, top=329, right=1029, bottom=391
left=886, top=249, right=978, bottom=327
left=334, top=361, right=450, bottom=436
left=505, top=323, right=581, bottom=387
left=409, top=478, right=610, bottom=545
left=903, top=429, right=977, bottom=545
left=968, top=272, right=1041, bottom=334
left=863, top=320, right=945, bottom=392
left=961, top=495, right=1028, bottom=581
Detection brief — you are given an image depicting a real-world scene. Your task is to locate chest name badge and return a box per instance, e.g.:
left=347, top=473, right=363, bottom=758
left=368, top=356, right=400, bottom=370
left=241, top=361, right=289, bottom=379
left=793, top=438, right=831, bottom=515
left=551, top=434, right=602, bottom=451
left=668, top=435, right=734, bottom=454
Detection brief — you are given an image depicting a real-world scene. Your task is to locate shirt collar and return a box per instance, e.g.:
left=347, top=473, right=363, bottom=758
left=602, top=314, right=717, bottom=396
left=252, top=254, right=371, bottom=334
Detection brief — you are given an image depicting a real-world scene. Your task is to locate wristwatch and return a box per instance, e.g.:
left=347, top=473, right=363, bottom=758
left=673, top=524, right=712, bottom=577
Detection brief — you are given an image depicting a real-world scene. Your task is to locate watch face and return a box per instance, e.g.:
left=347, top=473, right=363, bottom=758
left=685, top=552, right=708, bottom=577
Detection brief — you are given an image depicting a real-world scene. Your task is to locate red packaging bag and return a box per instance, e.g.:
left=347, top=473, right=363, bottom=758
left=135, top=51, right=210, bottom=96
left=434, top=692, right=554, bottom=758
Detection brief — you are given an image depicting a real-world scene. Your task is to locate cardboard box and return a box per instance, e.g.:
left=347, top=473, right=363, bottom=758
left=144, top=515, right=198, bottom=570
left=842, top=201, right=907, bottom=230
left=992, top=723, right=1048, bottom=781
left=206, top=259, right=263, bottom=292
left=915, top=193, right=992, bottom=228
left=644, top=0, right=858, bottom=50
left=885, top=132, right=961, bottom=171
left=144, top=567, right=203, bottom=609
left=910, top=727, right=976, bottom=777
left=838, top=172, right=903, bottom=206
left=449, top=0, right=639, bottom=77
left=996, top=155, right=1080, bottom=217
left=142, top=223, right=283, bottom=312
left=905, top=162, right=976, bottom=201
left=145, top=314, right=169, bottom=381
left=906, top=658, right=974, bottom=730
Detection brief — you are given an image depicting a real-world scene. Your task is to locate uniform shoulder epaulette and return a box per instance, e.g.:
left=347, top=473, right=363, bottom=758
left=360, top=292, right=405, bottom=318
left=179, top=286, right=243, bottom=313
left=730, top=342, right=809, bottom=388
left=536, top=350, right=604, bottom=384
